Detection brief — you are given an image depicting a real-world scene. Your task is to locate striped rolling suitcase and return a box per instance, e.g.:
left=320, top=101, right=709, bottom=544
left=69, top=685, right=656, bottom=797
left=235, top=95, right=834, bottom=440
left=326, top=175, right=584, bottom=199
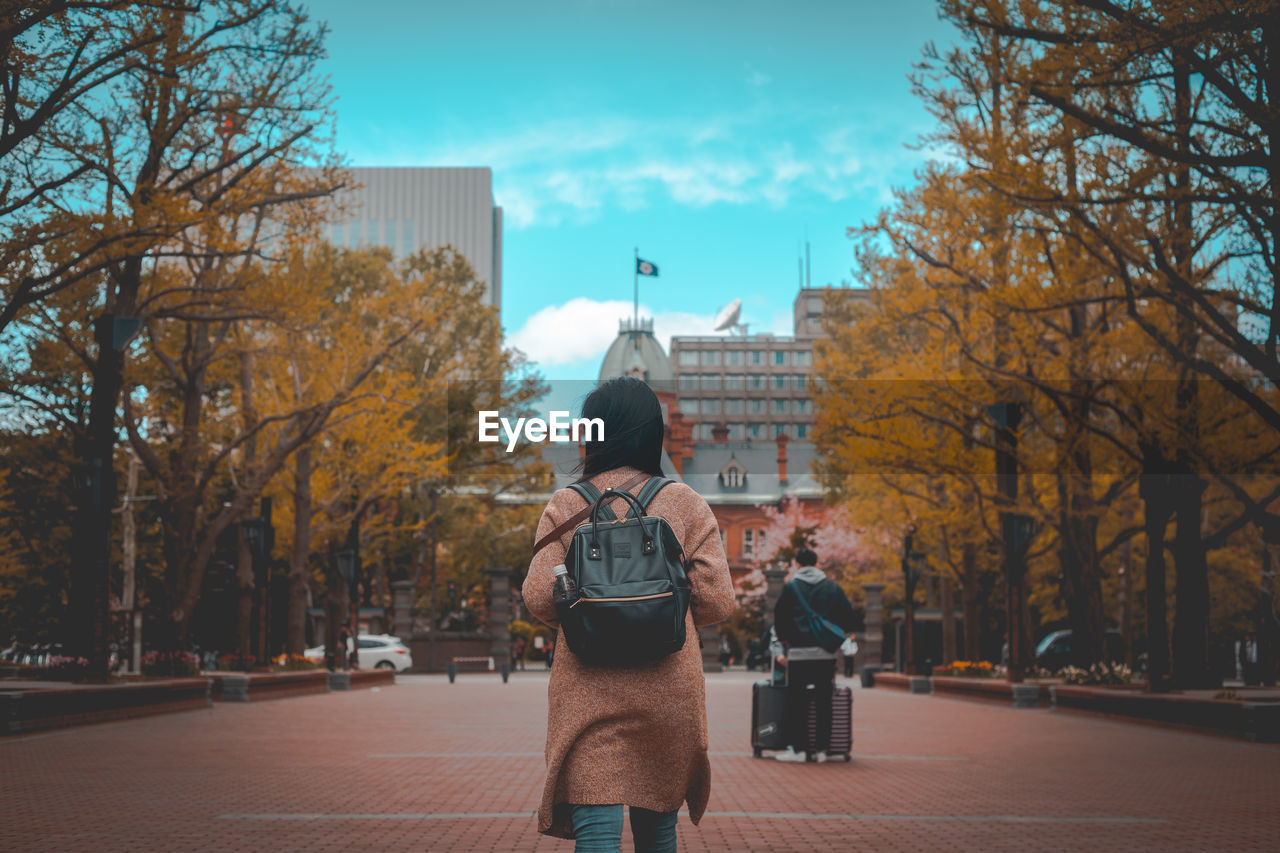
left=805, top=684, right=853, bottom=761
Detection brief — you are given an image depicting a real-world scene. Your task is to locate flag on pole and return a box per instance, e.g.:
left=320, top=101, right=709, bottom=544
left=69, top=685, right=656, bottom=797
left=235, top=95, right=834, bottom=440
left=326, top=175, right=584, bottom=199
left=636, top=257, right=659, bottom=277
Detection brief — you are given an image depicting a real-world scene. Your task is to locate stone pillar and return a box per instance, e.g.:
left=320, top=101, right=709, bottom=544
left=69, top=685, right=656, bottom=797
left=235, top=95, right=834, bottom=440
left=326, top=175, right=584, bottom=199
left=391, top=580, right=414, bottom=640
left=764, top=566, right=787, bottom=627
left=484, top=566, right=512, bottom=666
left=862, top=583, right=885, bottom=669
left=700, top=624, right=721, bottom=672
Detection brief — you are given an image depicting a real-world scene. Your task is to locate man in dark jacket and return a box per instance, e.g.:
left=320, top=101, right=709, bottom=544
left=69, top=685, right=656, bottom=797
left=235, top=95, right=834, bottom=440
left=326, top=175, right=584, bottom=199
left=773, top=548, right=858, bottom=762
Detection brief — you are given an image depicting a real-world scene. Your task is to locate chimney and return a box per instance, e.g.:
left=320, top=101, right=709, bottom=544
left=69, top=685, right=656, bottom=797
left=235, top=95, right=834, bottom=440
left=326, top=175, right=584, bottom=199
left=711, top=422, right=729, bottom=444
left=776, top=431, right=790, bottom=484
left=666, top=409, right=690, bottom=475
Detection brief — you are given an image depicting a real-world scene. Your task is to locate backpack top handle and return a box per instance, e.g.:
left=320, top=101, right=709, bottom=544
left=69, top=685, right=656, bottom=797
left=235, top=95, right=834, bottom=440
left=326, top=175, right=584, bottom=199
left=586, top=488, right=656, bottom=560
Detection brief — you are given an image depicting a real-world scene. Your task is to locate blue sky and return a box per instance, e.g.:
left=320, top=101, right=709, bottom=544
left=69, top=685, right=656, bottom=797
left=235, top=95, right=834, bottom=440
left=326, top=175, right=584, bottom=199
left=303, top=0, right=960, bottom=379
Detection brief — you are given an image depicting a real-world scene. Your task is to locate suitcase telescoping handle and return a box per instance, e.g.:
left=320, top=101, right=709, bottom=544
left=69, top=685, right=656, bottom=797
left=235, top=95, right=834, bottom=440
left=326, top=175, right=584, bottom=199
left=587, top=488, right=656, bottom=560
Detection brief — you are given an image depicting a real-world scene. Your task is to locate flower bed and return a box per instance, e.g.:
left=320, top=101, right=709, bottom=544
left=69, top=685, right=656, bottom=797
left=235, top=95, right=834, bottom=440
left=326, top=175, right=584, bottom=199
left=933, top=660, right=997, bottom=678
left=872, top=672, right=913, bottom=691
left=141, top=651, right=201, bottom=678
left=208, top=670, right=329, bottom=703
left=1050, top=685, right=1280, bottom=742
left=931, top=676, right=1048, bottom=707
left=0, top=678, right=212, bottom=735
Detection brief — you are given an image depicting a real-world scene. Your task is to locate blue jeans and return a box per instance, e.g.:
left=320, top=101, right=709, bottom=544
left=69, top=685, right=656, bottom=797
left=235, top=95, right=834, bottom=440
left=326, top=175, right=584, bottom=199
left=569, top=803, right=678, bottom=853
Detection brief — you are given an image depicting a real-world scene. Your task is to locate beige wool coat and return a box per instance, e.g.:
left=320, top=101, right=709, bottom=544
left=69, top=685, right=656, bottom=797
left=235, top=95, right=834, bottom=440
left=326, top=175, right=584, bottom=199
left=522, top=466, right=736, bottom=839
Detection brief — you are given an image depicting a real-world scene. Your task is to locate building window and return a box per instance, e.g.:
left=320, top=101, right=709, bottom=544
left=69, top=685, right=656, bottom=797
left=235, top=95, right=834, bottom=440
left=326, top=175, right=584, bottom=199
left=795, top=350, right=812, bottom=366
left=726, top=467, right=740, bottom=488
left=795, top=398, right=810, bottom=414
left=678, top=398, right=699, bottom=414
left=331, top=224, right=345, bottom=245
left=773, top=398, right=789, bottom=414
left=724, top=374, right=745, bottom=390
left=698, top=423, right=717, bottom=440
left=726, top=423, right=744, bottom=439
left=743, top=528, right=753, bottom=555
left=724, top=398, right=744, bottom=415
left=678, top=351, right=699, bottom=366
left=774, top=351, right=788, bottom=366
left=750, top=350, right=763, bottom=364
left=726, top=350, right=743, bottom=366
left=749, top=374, right=765, bottom=389
left=678, top=374, right=697, bottom=390
left=793, top=374, right=808, bottom=390
left=774, top=375, right=788, bottom=390
left=400, top=220, right=414, bottom=256
left=797, top=424, right=808, bottom=439
left=719, top=529, right=726, bottom=548
left=749, top=398, right=765, bottom=413
left=748, top=423, right=764, bottom=439
left=703, top=398, right=722, bottom=415
left=775, top=424, right=788, bottom=438
left=701, top=374, right=721, bottom=391
left=758, top=529, right=766, bottom=548
left=703, top=350, right=721, bottom=366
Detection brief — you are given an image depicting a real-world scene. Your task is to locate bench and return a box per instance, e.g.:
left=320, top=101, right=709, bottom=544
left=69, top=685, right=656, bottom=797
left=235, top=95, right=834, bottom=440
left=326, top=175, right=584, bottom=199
left=447, top=656, right=509, bottom=683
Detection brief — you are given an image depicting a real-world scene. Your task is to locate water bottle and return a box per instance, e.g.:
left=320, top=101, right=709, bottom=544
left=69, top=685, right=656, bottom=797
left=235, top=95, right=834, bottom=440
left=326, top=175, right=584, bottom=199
left=552, top=563, right=577, bottom=607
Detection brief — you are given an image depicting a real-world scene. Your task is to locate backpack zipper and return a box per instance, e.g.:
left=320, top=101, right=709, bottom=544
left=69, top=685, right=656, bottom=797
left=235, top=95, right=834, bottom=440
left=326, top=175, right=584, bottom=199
left=570, top=591, right=673, bottom=608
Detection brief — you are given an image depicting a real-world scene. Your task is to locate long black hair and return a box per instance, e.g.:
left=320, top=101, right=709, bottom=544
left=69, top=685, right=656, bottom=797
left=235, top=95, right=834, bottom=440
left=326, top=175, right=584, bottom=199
left=576, top=377, right=665, bottom=480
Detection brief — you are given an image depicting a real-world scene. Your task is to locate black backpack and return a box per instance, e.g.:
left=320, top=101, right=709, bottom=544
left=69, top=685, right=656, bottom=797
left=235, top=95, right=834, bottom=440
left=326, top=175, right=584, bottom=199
left=554, top=477, right=691, bottom=667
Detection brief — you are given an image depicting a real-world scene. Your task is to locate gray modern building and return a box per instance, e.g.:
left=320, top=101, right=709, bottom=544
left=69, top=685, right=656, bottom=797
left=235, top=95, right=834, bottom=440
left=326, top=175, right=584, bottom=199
left=668, top=288, right=869, bottom=442
left=328, top=167, right=503, bottom=312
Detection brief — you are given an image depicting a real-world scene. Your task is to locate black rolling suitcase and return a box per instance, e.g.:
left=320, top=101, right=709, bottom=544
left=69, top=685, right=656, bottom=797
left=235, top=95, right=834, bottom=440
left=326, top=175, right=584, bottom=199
left=751, top=680, right=788, bottom=757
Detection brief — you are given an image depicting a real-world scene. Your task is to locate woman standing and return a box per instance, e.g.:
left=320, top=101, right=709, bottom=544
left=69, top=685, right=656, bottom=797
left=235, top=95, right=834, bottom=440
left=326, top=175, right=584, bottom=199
left=522, top=377, right=736, bottom=851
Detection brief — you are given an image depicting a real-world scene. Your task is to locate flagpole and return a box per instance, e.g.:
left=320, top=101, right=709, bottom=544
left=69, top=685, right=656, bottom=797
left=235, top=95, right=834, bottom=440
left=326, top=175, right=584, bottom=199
left=633, top=246, right=639, bottom=328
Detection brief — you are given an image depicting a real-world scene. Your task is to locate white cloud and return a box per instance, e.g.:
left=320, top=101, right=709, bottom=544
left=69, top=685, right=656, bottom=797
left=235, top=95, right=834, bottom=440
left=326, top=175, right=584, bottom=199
left=508, top=298, right=633, bottom=367
left=420, top=106, right=933, bottom=230
left=507, top=298, right=724, bottom=370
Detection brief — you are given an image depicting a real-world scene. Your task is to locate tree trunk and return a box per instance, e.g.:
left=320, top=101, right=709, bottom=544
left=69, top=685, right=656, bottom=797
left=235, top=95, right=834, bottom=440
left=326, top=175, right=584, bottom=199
left=940, top=573, right=956, bottom=666
left=71, top=310, right=130, bottom=680
left=1171, top=472, right=1214, bottom=688
left=287, top=444, right=313, bottom=655
left=235, top=528, right=254, bottom=662
left=962, top=541, right=981, bottom=661
left=234, top=347, right=258, bottom=662
left=1140, top=460, right=1173, bottom=691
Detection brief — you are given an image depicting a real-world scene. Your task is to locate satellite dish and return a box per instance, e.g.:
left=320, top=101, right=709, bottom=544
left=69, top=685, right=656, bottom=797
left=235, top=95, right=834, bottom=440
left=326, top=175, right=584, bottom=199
left=713, top=299, right=748, bottom=335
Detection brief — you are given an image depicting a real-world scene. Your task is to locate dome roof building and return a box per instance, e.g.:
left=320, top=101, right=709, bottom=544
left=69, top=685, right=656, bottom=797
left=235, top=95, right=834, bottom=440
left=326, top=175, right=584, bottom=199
left=598, top=318, right=674, bottom=384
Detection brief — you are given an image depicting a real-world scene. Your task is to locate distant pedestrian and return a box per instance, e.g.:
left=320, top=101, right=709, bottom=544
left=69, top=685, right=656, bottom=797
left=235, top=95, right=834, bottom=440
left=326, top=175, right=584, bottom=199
left=719, top=635, right=732, bottom=669
left=514, top=636, right=527, bottom=671
left=1240, top=632, right=1260, bottom=685
left=841, top=636, right=858, bottom=679
left=521, top=376, right=737, bottom=847
left=773, top=548, right=857, bottom=763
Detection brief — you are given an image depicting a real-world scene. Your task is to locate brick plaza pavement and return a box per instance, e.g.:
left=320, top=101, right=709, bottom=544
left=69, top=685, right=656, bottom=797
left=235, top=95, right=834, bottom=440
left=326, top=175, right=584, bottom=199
left=2, top=670, right=1278, bottom=852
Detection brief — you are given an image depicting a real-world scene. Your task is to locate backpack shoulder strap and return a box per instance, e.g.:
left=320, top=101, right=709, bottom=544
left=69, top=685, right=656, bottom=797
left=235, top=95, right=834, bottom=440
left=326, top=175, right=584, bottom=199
left=567, top=482, right=617, bottom=521
left=626, top=476, right=673, bottom=517
left=789, top=578, right=818, bottom=618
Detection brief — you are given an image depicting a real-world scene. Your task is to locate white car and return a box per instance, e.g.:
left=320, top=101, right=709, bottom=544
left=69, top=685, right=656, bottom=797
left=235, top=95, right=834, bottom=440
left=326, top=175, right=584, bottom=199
left=303, top=634, right=413, bottom=672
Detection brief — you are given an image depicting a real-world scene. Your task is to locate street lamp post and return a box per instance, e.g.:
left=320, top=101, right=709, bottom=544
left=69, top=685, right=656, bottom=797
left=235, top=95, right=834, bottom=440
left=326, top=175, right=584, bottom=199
left=335, top=548, right=358, bottom=670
